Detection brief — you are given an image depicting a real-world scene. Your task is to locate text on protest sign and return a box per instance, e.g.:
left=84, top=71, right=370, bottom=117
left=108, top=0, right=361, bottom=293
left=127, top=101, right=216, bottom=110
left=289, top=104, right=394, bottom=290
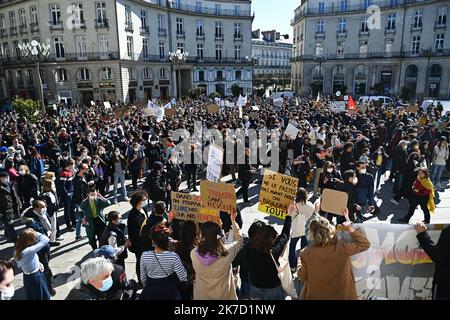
left=338, top=224, right=448, bottom=300
left=206, top=144, right=224, bottom=182
left=200, top=181, right=236, bottom=214
left=258, top=170, right=299, bottom=220
left=171, top=192, right=220, bottom=224
left=285, top=123, right=299, bottom=140
left=330, top=101, right=346, bottom=112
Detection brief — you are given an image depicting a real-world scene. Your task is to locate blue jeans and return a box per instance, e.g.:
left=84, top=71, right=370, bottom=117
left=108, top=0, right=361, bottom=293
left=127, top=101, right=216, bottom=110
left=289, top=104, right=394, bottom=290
left=250, top=285, right=284, bottom=300
left=75, top=205, right=83, bottom=238
left=289, top=236, right=308, bottom=268
left=431, top=164, right=445, bottom=186
left=238, top=281, right=251, bottom=300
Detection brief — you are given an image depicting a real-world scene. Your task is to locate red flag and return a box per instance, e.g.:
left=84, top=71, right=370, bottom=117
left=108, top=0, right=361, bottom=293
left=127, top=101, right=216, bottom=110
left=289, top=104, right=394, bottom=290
left=347, top=96, right=357, bottom=111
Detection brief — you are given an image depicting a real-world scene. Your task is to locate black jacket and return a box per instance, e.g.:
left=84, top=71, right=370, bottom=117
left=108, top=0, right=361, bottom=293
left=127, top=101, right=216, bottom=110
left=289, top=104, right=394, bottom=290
left=109, top=155, right=128, bottom=175
left=238, top=156, right=253, bottom=182
left=73, top=175, right=89, bottom=205
left=0, top=183, right=22, bottom=220
left=144, top=170, right=167, bottom=202
left=340, top=151, right=355, bottom=174
left=40, top=190, right=59, bottom=217
left=100, top=223, right=128, bottom=262
left=246, top=216, right=292, bottom=289
left=17, top=174, right=39, bottom=205
left=392, top=146, right=408, bottom=174
left=127, top=207, right=148, bottom=254
left=417, top=227, right=450, bottom=300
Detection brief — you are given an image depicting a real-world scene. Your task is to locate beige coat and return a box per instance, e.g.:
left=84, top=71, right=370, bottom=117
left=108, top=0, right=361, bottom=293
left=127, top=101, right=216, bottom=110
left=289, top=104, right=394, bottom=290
left=191, top=234, right=243, bottom=300
left=297, top=229, right=370, bottom=300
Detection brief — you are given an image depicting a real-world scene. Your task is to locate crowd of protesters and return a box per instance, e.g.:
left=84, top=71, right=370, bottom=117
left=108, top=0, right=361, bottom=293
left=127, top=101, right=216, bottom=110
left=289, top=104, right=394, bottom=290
left=0, top=93, right=450, bottom=300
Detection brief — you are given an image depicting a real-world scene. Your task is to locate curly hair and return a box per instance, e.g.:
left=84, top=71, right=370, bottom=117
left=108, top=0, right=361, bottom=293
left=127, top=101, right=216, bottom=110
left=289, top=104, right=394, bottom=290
left=307, top=216, right=337, bottom=247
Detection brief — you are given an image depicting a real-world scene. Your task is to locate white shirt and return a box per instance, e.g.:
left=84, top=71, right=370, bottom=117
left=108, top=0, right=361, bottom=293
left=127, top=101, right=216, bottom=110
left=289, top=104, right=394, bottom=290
left=288, top=201, right=315, bottom=238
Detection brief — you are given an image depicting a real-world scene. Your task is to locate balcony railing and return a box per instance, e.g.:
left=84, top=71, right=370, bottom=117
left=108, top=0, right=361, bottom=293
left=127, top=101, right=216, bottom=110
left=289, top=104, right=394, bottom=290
left=315, top=31, right=325, bottom=38
left=290, top=49, right=450, bottom=62
left=158, top=28, right=167, bottom=37
left=215, top=34, right=224, bottom=41
left=95, top=19, right=109, bottom=29
left=0, top=51, right=121, bottom=65
left=125, top=22, right=133, bottom=32
left=49, top=21, right=63, bottom=31
left=167, top=2, right=252, bottom=18
left=30, top=22, right=39, bottom=32
left=336, top=30, right=347, bottom=38
left=140, top=25, right=150, bottom=34
left=126, top=53, right=169, bottom=62
left=71, top=20, right=86, bottom=29
left=196, top=32, right=205, bottom=40
left=434, top=21, right=446, bottom=30
left=187, top=57, right=254, bottom=64
left=359, top=29, right=369, bottom=37
left=19, top=24, right=28, bottom=34
left=385, top=26, right=396, bottom=35
left=176, top=31, right=186, bottom=39
left=234, top=33, right=243, bottom=41
left=9, top=26, right=18, bottom=36
left=411, top=24, right=423, bottom=32
left=291, top=0, right=435, bottom=24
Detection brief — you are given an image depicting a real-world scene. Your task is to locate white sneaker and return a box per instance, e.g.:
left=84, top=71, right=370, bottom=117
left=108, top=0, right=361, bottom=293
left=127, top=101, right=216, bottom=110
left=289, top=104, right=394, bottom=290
left=56, top=236, right=65, bottom=241
left=390, top=199, right=399, bottom=206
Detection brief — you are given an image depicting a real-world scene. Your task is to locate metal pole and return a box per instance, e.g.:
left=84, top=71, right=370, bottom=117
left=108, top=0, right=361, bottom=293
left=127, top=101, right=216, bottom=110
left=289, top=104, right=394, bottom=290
left=177, top=68, right=182, bottom=98
left=36, top=61, right=45, bottom=113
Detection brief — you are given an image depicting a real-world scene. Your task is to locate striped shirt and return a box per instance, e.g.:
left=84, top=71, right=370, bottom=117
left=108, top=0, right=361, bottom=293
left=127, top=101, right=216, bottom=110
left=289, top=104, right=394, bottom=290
left=140, top=250, right=187, bottom=287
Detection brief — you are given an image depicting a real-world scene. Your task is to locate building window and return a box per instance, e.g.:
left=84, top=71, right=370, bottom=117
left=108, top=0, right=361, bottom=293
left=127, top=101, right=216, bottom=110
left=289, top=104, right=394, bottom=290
left=411, top=36, right=421, bottom=55
left=337, top=41, right=345, bottom=56
left=0, top=15, right=5, bottom=30
left=316, top=20, right=324, bottom=33
left=176, top=17, right=183, bottom=35
left=79, top=68, right=90, bottom=81
left=215, top=45, right=222, bottom=61
left=141, top=10, right=147, bottom=28
left=96, top=2, right=107, bottom=24
left=157, top=42, right=165, bottom=58
left=128, top=68, right=135, bottom=80
left=197, top=44, right=204, bottom=60
left=13, top=41, right=19, bottom=58
left=215, top=22, right=223, bottom=38
left=318, top=2, right=325, bottom=14
left=174, top=0, right=181, bottom=10
left=125, top=5, right=132, bottom=28
left=159, top=68, right=167, bottom=79
left=196, top=20, right=204, bottom=36
left=9, top=11, right=16, bottom=28
left=53, top=36, right=65, bottom=58
left=234, top=45, right=241, bottom=60
left=339, top=0, right=348, bottom=12
left=143, top=68, right=152, bottom=79
left=98, top=35, right=109, bottom=58
left=198, top=70, right=205, bottom=82
left=437, top=6, right=447, bottom=26
left=101, top=67, right=113, bottom=80
left=387, top=13, right=396, bottom=30
left=177, top=42, right=184, bottom=53
left=19, top=9, right=26, bottom=27
left=158, top=14, right=165, bottom=29
left=385, top=38, right=394, bottom=53
left=50, top=4, right=61, bottom=26
left=435, top=34, right=444, bottom=52
left=235, top=70, right=242, bottom=80
left=315, top=42, right=324, bottom=55
left=359, top=40, right=368, bottom=54
left=361, top=17, right=369, bottom=32
left=75, top=35, right=87, bottom=58
left=56, top=68, right=68, bottom=82
left=413, top=10, right=423, bottom=28
left=30, top=6, right=38, bottom=25
left=234, top=23, right=242, bottom=39
left=363, top=0, right=373, bottom=9
left=143, top=38, right=149, bottom=58
left=72, top=3, right=84, bottom=26
left=338, top=19, right=346, bottom=33
left=195, top=2, right=202, bottom=13
left=127, top=36, right=133, bottom=58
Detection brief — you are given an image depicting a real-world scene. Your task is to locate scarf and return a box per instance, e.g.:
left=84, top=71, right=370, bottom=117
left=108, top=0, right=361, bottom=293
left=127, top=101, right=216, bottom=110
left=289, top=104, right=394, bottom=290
left=418, top=177, right=435, bottom=214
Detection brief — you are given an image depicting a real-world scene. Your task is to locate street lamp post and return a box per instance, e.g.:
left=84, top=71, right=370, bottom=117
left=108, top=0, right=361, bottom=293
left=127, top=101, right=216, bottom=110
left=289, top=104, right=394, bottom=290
left=169, top=49, right=189, bottom=99
left=18, top=40, right=51, bottom=113
left=245, top=56, right=258, bottom=94
left=314, top=53, right=327, bottom=94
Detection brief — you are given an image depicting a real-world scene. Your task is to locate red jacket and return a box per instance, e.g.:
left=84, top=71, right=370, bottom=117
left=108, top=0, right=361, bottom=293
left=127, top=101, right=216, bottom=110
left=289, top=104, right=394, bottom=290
left=413, top=179, right=432, bottom=196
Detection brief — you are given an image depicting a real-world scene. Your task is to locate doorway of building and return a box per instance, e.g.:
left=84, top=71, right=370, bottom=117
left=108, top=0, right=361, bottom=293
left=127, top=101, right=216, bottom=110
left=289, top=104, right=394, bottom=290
left=80, top=91, right=94, bottom=106
left=160, top=86, right=169, bottom=99
left=144, top=87, right=153, bottom=100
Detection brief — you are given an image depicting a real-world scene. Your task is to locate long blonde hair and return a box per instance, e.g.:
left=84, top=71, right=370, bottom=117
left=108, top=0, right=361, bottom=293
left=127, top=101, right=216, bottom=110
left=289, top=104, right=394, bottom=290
left=307, top=216, right=337, bottom=247
left=15, top=229, right=38, bottom=260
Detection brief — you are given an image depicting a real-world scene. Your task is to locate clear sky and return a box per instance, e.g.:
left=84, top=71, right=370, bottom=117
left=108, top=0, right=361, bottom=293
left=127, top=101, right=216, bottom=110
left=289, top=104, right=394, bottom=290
left=252, top=0, right=299, bottom=42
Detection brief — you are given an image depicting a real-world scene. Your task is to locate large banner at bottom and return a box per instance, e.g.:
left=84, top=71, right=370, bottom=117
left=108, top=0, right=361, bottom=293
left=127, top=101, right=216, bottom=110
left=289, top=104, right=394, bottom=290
left=339, top=224, right=448, bottom=300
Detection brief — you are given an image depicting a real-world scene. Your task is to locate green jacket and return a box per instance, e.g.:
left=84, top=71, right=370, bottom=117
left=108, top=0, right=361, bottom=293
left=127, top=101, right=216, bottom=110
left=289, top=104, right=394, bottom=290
left=80, top=198, right=111, bottom=240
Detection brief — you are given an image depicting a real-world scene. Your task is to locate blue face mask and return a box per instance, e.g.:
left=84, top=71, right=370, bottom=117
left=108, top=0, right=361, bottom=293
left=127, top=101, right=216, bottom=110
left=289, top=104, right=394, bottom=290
left=99, top=276, right=113, bottom=292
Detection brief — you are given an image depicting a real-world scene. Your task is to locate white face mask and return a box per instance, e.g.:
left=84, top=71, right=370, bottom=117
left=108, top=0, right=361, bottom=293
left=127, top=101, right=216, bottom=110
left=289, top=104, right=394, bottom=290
left=360, top=169, right=367, bottom=175
left=377, top=150, right=382, bottom=155
left=0, top=285, right=15, bottom=300
left=327, top=168, right=334, bottom=173
left=18, top=170, right=25, bottom=176
left=40, top=208, right=47, bottom=215
left=352, top=177, right=358, bottom=185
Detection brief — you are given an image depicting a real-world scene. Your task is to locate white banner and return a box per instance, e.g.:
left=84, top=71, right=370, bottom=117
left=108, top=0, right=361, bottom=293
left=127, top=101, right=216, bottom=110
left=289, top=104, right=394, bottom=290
left=285, top=123, right=299, bottom=140
left=206, top=144, right=224, bottom=182
left=330, top=101, right=346, bottom=112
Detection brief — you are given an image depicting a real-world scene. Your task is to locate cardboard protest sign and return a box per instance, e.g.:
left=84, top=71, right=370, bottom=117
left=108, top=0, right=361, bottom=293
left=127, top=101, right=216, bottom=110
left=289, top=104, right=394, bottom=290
left=165, top=108, right=176, bottom=117
left=285, top=123, right=299, bottom=140
left=171, top=192, right=220, bottom=224
left=338, top=224, right=449, bottom=300
left=207, top=104, right=219, bottom=114
left=103, top=101, right=111, bottom=109
left=406, top=105, right=419, bottom=113
left=200, top=181, right=236, bottom=214
left=206, top=144, right=224, bottom=182
left=330, top=101, right=346, bottom=112
left=142, top=108, right=156, bottom=117
left=258, top=169, right=299, bottom=220
left=321, top=189, right=348, bottom=216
